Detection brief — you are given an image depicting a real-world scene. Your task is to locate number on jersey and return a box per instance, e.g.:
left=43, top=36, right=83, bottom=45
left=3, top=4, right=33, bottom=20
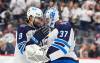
left=59, top=31, right=68, bottom=38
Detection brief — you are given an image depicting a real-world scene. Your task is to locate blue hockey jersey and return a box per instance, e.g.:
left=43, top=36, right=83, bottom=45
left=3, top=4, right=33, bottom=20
left=55, top=21, right=71, bottom=42
left=17, top=24, right=35, bottom=54
left=47, top=21, right=76, bottom=61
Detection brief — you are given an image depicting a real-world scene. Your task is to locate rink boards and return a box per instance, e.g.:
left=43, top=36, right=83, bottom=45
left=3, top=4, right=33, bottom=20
left=0, top=56, right=100, bottom=63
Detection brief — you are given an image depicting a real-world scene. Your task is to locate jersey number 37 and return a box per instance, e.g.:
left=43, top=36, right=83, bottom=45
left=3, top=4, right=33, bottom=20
left=59, top=31, right=68, bottom=38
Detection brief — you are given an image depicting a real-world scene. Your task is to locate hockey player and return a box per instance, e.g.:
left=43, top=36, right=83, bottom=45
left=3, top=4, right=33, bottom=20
left=46, top=21, right=79, bottom=63
left=15, top=7, right=49, bottom=63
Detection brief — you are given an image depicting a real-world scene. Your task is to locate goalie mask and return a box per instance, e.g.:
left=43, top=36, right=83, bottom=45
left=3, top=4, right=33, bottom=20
left=27, top=7, right=44, bottom=28
left=45, top=8, right=59, bottom=28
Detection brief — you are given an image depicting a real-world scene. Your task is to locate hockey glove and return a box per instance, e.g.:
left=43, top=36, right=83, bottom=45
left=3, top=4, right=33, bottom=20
left=30, top=26, right=49, bottom=44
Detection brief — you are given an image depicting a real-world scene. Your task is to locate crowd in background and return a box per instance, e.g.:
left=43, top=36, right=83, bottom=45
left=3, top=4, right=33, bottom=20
left=0, top=0, right=100, bottom=58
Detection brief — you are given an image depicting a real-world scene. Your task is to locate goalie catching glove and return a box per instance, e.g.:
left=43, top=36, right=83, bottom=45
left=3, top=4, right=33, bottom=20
left=30, top=25, right=49, bottom=45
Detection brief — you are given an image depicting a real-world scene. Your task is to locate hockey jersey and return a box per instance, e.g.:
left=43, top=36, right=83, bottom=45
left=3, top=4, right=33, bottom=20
left=47, top=21, right=77, bottom=61
left=17, top=24, right=35, bottom=54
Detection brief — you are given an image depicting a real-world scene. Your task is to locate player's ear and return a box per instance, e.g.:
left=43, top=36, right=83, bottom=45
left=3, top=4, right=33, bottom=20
left=26, top=15, right=33, bottom=23
left=26, top=18, right=29, bottom=23
left=29, top=15, right=33, bottom=21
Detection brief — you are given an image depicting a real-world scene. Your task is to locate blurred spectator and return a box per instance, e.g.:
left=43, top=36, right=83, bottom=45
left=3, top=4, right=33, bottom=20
left=95, top=33, right=100, bottom=45
left=26, top=0, right=41, bottom=9
left=79, top=1, right=94, bottom=31
left=0, top=37, right=15, bottom=54
left=58, top=0, right=65, bottom=19
left=2, top=23, right=16, bottom=47
left=79, top=43, right=90, bottom=58
left=47, top=0, right=57, bottom=9
left=10, top=0, right=26, bottom=20
left=4, top=0, right=11, bottom=5
left=3, top=23, right=16, bottom=35
left=0, top=10, right=12, bottom=27
left=93, top=4, right=100, bottom=33
left=88, top=43, right=100, bottom=58
left=43, top=0, right=55, bottom=12
left=95, top=33, right=100, bottom=57
left=96, top=0, right=100, bottom=3
left=0, top=31, right=3, bottom=38
left=71, top=2, right=81, bottom=27
left=75, top=38, right=82, bottom=57
left=0, top=38, right=5, bottom=54
left=82, top=0, right=96, bottom=10
left=0, top=23, right=16, bottom=55
left=59, top=0, right=65, bottom=12
left=17, top=18, right=25, bottom=26
left=0, top=0, right=8, bottom=31
left=61, top=1, right=73, bottom=21
left=0, top=0, right=8, bottom=14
